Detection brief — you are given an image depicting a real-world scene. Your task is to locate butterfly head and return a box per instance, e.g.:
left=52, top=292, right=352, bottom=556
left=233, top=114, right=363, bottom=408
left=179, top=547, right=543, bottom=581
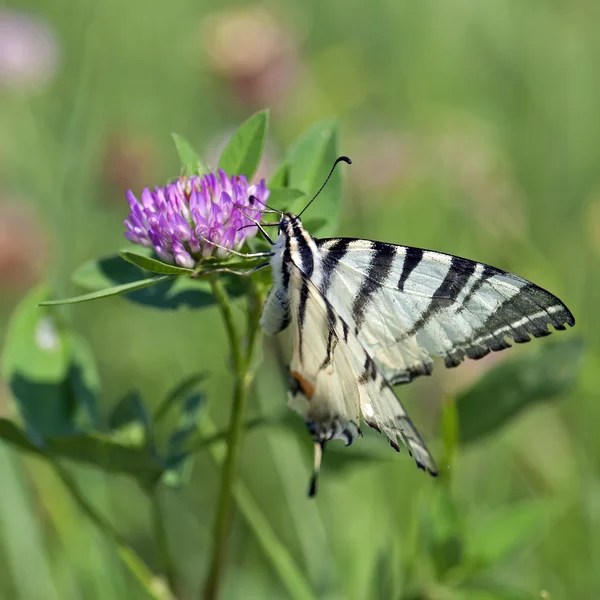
left=277, top=212, right=302, bottom=236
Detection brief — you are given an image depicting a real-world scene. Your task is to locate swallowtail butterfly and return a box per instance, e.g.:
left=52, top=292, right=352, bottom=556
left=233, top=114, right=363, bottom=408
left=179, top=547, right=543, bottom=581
left=216, top=157, right=575, bottom=496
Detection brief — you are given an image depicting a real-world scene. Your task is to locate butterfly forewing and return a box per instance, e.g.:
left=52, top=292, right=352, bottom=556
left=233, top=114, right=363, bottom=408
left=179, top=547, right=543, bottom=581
left=316, top=238, right=574, bottom=380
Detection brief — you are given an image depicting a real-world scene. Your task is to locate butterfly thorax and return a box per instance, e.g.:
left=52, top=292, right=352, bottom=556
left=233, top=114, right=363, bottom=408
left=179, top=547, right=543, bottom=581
left=276, top=213, right=320, bottom=277
left=260, top=214, right=315, bottom=336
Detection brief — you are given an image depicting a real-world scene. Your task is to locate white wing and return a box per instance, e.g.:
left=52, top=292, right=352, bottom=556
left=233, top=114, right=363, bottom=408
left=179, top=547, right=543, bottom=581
left=316, top=238, right=575, bottom=384
left=287, top=260, right=438, bottom=479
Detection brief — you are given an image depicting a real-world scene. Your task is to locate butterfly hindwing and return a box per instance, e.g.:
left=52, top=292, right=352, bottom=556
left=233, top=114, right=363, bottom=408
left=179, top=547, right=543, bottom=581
left=287, top=261, right=438, bottom=475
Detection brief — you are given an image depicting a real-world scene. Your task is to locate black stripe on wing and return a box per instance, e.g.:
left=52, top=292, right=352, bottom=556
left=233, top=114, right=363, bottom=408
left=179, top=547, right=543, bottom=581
left=320, top=301, right=339, bottom=370
left=406, top=256, right=477, bottom=337
left=320, top=238, right=351, bottom=295
left=282, top=235, right=292, bottom=291
left=445, top=282, right=575, bottom=368
left=292, top=221, right=314, bottom=277
left=352, top=241, right=396, bottom=330
left=398, top=247, right=424, bottom=291
left=456, top=263, right=498, bottom=314
left=297, top=280, right=310, bottom=363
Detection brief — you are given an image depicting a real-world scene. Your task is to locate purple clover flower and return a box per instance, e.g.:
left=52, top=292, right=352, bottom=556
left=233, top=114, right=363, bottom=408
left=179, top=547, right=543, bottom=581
left=124, top=170, right=269, bottom=267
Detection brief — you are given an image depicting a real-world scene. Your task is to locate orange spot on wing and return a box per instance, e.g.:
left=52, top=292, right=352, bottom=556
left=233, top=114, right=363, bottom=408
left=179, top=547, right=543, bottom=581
left=290, top=370, right=315, bottom=399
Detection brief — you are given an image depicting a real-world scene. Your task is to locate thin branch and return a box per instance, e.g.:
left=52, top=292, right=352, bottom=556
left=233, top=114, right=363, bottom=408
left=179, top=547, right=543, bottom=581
left=203, top=275, right=255, bottom=600
left=149, top=486, right=178, bottom=596
left=51, top=461, right=174, bottom=600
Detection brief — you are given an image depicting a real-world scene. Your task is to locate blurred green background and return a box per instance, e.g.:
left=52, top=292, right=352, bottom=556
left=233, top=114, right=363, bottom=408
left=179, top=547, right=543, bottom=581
left=0, top=1, right=597, bottom=599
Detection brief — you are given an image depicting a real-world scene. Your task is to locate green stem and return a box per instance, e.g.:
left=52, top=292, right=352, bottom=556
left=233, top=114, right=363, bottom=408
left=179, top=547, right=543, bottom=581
left=209, top=274, right=244, bottom=374
left=199, top=416, right=316, bottom=600
left=203, top=277, right=263, bottom=600
left=52, top=462, right=174, bottom=600
left=150, top=486, right=178, bottom=596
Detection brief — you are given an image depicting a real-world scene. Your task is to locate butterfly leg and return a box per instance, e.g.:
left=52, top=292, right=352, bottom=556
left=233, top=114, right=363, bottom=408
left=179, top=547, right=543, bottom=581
left=305, top=419, right=361, bottom=498
left=236, top=219, right=277, bottom=245
left=250, top=220, right=275, bottom=245
left=306, top=417, right=361, bottom=446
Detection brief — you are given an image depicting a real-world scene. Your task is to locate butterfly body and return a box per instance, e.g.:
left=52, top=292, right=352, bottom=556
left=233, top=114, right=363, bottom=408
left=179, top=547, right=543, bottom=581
left=258, top=211, right=575, bottom=493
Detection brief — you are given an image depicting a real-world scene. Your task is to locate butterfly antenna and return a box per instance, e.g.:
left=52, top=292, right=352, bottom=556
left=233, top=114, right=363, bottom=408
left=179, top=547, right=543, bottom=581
left=308, top=441, right=325, bottom=498
left=298, top=156, right=352, bottom=218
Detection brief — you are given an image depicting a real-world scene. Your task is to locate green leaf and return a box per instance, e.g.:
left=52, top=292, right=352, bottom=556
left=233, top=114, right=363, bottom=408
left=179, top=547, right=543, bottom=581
left=38, top=275, right=174, bottom=306
left=464, top=499, right=560, bottom=568
left=154, top=375, right=208, bottom=487
left=108, top=391, right=155, bottom=449
left=218, top=110, right=269, bottom=179
left=71, top=253, right=247, bottom=310
left=120, top=251, right=193, bottom=275
left=0, top=418, right=163, bottom=481
left=153, top=372, right=207, bottom=422
left=2, top=287, right=101, bottom=437
left=457, top=338, right=584, bottom=445
left=286, top=120, right=343, bottom=236
left=2, top=285, right=70, bottom=384
left=421, top=487, right=465, bottom=577
left=171, top=132, right=209, bottom=176
left=267, top=187, right=307, bottom=212
left=72, top=253, right=148, bottom=291
left=269, top=161, right=289, bottom=187
left=161, top=392, right=205, bottom=487
left=2, top=286, right=79, bottom=438
left=109, top=391, right=146, bottom=431
left=432, top=536, right=464, bottom=578
left=69, top=333, right=102, bottom=430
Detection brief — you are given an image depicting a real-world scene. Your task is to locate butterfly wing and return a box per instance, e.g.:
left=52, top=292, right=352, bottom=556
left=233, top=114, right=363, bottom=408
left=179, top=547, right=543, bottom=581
left=316, top=238, right=575, bottom=384
left=287, top=260, right=437, bottom=476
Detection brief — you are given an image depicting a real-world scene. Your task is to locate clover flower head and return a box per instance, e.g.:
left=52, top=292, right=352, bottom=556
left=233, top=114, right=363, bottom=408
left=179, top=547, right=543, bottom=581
left=124, top=170, right=269, bottom=267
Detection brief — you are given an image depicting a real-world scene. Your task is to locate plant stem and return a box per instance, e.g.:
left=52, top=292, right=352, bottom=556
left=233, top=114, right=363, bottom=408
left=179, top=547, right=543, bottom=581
left=52, top=462, right=174, bottom=600
left=199, top=416, right=316, bottom=600
left=209, top=274, right=244, bottom=374
left=150, top=486, right=178, bottom=596
left=203, top=277, right=263, bottom=600
left=203, top=376, right=251, bottom=600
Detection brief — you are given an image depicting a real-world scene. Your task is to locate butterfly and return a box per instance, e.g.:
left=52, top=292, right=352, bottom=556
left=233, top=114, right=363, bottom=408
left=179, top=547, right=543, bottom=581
left=210, top=157, right=575, bottom=496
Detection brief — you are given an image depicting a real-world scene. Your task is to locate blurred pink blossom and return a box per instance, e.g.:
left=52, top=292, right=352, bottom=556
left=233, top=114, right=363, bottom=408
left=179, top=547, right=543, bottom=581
left=0, top=10, right=60, bottom=89
left=349, top=129, right=417, bottom=193
left=102, top=132, right=159, bottom=200
left=200, top=7, right=298, bottom=108
left=0, top=198, right=50, bottom=289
